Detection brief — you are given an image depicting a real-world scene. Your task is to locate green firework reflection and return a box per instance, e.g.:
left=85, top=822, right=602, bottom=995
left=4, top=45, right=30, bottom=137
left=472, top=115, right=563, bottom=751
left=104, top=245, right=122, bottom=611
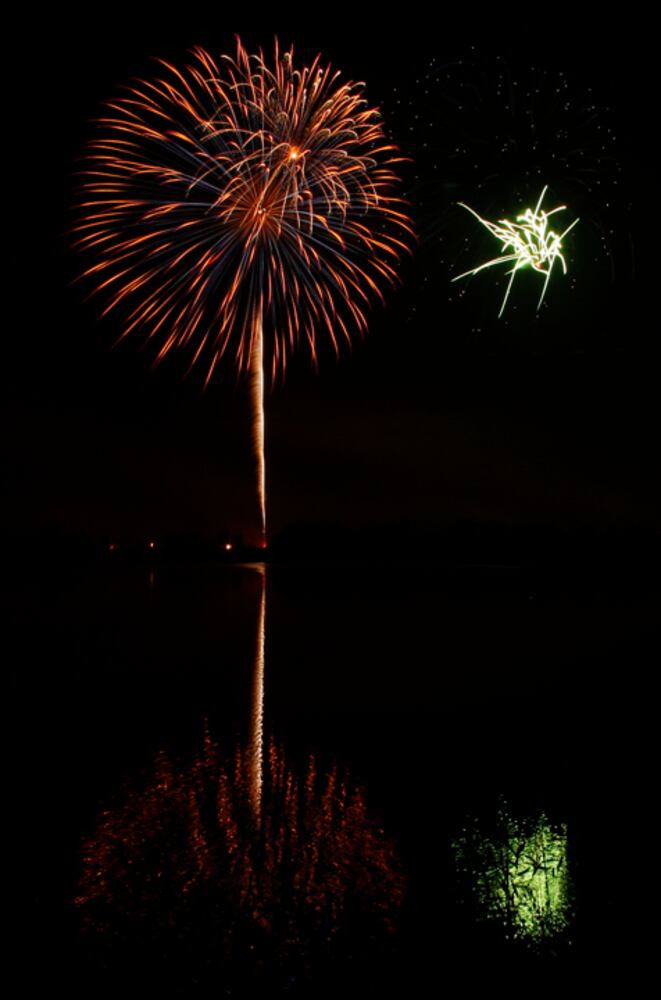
left=453, top=805, right=572, bottom=944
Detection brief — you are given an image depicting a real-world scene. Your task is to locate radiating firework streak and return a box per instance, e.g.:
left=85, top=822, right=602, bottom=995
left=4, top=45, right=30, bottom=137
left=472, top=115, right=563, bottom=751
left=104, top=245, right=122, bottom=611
left=248, top=563, right=266, bottom=817
left=453, top=187, right=578, bottom=317
left=74, top=40, right=412, bottom=544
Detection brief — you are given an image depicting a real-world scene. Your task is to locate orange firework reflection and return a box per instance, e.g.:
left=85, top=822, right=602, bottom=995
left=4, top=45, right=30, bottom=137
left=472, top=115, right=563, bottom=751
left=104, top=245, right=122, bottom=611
left=74, top=39, right=411, bottom=548
left=248, top=564, right=266, bottom=818
left=76, top=732, right=404, bottom=985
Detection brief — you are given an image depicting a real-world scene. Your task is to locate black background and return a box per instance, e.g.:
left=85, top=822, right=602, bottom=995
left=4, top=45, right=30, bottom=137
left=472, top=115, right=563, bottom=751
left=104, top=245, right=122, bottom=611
left=7, top=5, right=657, bottom=550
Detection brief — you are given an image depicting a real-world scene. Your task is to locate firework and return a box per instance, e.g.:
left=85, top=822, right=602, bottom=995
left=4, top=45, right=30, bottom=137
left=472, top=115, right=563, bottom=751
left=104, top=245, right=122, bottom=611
left=452, top=187, right=578, bottom=316
left=388, top=50, right=628, bottom=332
left=75, top=39, right=411, bottom=545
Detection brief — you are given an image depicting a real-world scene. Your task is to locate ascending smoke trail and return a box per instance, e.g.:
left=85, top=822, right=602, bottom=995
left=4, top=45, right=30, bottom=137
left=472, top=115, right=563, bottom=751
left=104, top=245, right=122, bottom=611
left=250, top=313, right=267, bottom=548
left=248, top=564, right=266, bottom=819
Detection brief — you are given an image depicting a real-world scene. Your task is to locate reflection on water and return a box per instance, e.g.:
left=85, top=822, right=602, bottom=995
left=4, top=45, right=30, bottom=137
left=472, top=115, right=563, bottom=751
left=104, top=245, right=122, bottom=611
left=18, top=558, right=650, bottom=989
left=75, top=565, right=404, bottom=986
left=75, top=739, right=404, bottom=985
left=249, top=564, right=266, bottom=818
left=453, top=803, right=572, bottom=946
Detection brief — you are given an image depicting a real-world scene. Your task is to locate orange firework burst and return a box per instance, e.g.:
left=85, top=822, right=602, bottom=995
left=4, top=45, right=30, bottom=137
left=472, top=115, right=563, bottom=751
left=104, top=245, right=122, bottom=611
left=74, top=39, right=411, bottom=543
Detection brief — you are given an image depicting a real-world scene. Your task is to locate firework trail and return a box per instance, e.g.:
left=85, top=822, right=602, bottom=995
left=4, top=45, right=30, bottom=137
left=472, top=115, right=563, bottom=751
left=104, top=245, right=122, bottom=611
left=250, top=314, right=266, bottom=544
left=75, top=39, right=411, bottom=545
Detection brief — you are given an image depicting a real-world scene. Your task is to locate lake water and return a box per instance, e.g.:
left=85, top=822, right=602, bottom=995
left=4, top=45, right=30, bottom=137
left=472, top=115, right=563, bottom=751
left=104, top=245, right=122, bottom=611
left=15, top=561, right=657, bottom=995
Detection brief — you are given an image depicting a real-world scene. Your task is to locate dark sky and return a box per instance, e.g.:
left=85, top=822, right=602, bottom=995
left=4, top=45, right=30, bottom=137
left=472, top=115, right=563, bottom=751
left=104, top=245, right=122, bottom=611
left=7, top=6, right=657, bottom=546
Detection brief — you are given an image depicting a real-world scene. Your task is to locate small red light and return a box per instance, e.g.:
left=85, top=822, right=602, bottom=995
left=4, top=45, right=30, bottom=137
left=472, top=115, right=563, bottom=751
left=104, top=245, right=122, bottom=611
left=108, top=543, right=117, bottom=552
left=224, top=543, right=233, bottom=551
left=148, top=541, right=156, bottom=550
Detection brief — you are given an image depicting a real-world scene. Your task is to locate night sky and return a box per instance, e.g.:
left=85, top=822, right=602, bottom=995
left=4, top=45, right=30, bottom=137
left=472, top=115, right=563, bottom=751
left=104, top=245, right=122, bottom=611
left=8, top=7, right=657, bottom=550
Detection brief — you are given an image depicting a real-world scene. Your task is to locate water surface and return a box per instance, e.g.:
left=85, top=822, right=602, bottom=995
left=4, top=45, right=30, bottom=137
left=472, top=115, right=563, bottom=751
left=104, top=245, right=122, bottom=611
left=14, top=561, right=656, bottom=993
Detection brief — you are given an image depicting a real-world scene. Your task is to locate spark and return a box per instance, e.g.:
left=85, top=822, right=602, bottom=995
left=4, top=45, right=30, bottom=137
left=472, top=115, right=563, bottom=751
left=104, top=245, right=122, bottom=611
left=452, top=187, right=578, bottom=316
